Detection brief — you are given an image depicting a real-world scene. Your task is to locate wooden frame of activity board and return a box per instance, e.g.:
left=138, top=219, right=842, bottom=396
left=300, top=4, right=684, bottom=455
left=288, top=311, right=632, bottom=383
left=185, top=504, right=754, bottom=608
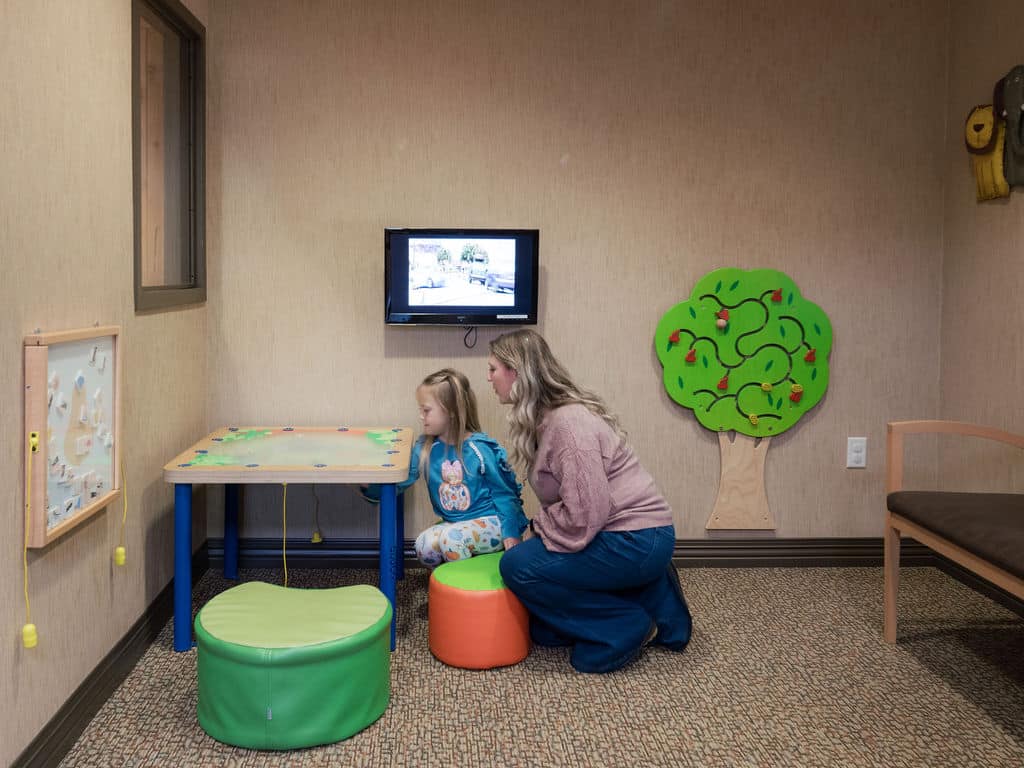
left=23, top=326, right=122, bottom=548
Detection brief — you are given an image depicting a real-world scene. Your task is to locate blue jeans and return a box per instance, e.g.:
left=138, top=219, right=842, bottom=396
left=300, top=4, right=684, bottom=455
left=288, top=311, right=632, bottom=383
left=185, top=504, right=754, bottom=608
left=499, top=525, right=692, bottom=673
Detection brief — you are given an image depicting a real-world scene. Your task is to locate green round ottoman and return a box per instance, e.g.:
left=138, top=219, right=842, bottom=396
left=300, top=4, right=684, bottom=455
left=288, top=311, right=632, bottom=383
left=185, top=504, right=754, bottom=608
left=195, top=581, right=392, bottom=750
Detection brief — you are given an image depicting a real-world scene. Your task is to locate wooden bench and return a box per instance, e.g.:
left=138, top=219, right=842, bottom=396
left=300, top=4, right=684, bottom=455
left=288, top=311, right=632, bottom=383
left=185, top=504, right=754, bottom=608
left=883, top=420, right=1024, bottom=643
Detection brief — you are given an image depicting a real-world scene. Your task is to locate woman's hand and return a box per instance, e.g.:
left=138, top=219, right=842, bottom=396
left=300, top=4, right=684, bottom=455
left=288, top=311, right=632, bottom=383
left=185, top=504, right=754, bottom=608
left=503, top=537, right=522, bottom=550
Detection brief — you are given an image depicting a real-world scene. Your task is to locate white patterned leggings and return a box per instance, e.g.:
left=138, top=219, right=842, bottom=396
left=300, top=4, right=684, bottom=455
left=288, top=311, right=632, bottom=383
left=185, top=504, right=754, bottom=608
left=414, top=515, right=504, bottom=567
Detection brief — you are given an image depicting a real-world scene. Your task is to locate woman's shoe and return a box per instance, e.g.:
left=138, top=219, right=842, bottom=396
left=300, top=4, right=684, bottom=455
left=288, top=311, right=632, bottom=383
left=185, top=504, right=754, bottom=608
left=643, top=621, right=659, bottom=646
left=651, top=565, right=693, bottom=652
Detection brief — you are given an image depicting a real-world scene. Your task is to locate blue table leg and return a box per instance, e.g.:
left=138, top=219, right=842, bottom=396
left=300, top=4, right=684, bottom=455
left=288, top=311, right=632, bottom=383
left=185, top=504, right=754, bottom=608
left=379, top=483, right=397, bottom=650
left=396, top=491, right=405, bottom=580
left=224, top=483, right=239, bottom=580
left=174, top=483, right=193, bottom=652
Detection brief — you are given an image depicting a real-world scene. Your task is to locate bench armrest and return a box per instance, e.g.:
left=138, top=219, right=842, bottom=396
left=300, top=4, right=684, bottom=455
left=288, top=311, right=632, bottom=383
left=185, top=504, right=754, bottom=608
left=886, top=420, right=1024, bottom=493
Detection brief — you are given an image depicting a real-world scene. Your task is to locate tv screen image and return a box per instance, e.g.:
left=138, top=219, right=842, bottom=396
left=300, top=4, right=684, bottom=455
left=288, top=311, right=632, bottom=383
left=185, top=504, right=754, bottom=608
left=386, top=228, right=538, bottom=325
left=408, top=236, right=515, bottom=307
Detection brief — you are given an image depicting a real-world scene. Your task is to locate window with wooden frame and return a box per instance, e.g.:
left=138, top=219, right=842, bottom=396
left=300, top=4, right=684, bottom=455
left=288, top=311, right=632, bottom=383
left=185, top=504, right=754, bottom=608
left=132, top=0, right=206, bottom=311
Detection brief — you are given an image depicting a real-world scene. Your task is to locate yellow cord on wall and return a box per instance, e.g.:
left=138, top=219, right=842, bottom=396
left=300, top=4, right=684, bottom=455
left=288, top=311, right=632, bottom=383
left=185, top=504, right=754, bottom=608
left=311, top=484, right=323, bottom=544
left=114, top=458, right=127, bottom=566
left=23, top=432, right=39, bottom=649
left=282, top=482, right=288, bottom=587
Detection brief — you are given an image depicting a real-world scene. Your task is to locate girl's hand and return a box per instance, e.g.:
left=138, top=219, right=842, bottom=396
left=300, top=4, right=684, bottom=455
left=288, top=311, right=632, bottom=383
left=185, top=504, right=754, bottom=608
left=503, top=537, right=521, bottom=550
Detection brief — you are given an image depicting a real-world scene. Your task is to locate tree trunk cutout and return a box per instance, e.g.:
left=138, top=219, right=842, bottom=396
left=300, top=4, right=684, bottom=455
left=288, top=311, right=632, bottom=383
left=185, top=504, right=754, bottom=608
left=707, top=432, right=774, bottom=530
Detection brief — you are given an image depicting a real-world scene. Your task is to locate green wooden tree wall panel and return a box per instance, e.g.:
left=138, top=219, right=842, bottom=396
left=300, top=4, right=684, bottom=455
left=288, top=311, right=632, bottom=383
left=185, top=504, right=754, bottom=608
left=655, top=268, right=833, bottom=530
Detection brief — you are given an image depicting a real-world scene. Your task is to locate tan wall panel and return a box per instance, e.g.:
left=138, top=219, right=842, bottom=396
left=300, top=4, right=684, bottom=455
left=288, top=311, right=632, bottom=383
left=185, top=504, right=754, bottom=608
left=0, top=0, right=209, bottom=763
left=207, top=0, right=948, bottom=541
left=939, top=0, right=1024, bottom=492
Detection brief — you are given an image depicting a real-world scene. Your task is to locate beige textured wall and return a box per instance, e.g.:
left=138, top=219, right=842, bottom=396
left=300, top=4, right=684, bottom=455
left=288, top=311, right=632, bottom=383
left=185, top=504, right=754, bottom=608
left=208, top=0, right=948, bottom=541
left=14, top=0, right=1019, bottom=760
left=938, top=0, right=1024, bottom=492
left=0, top=0, right=209, bottom=764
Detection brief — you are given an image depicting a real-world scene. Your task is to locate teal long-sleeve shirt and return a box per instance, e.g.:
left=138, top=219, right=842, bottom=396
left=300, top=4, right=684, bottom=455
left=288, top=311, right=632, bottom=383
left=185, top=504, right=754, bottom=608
left=365, top=432, right=528, bottom=540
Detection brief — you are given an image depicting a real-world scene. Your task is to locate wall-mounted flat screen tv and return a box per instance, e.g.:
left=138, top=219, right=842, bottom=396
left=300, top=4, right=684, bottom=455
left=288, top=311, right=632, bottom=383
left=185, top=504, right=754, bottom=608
left=385, top=228, right=539, bottom=325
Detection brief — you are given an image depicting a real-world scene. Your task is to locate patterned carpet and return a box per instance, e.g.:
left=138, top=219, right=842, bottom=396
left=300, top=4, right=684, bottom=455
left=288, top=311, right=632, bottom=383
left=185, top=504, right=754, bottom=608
left=58, top=566, right=1024, bottom=767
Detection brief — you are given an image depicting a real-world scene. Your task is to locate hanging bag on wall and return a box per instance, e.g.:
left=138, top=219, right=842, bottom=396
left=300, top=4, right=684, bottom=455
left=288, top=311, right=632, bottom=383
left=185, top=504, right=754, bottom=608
left=964, top=104, right=1009, bottom=201
left=996, top=65, right=1024, bottom=187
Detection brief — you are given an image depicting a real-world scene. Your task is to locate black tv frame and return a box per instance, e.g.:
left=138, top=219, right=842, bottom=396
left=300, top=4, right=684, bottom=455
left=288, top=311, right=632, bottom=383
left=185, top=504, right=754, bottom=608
left=384, top=228, right=539, bottom=326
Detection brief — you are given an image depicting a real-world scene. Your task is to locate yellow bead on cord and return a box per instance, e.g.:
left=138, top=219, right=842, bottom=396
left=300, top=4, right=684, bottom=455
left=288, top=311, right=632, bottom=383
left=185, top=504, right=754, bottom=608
left=23, top=432, right=40, bottom=648
left=115, top=457, right=127, bottom=566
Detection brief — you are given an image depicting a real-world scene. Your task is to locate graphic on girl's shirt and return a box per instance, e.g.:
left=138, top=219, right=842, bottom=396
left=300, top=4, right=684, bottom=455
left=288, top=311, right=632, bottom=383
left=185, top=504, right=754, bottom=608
left=438, top=459, right=471, bottom=511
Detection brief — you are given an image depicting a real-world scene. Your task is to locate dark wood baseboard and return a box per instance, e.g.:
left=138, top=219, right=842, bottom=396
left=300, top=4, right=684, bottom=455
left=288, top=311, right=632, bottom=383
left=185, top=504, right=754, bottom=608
left=673, top=536, right=938, bottom=567
left=12, top=544, right=210, bottom=768
left=204, top=535, right=940, bottom=569
left=16, top=536, right=1022, bottom=768
left=207, top=536, right=391, bottom=569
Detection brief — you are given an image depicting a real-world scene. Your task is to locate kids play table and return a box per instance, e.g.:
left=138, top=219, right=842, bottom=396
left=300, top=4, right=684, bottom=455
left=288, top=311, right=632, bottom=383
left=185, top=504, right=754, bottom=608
left=163, top=426, right=414, bottom=652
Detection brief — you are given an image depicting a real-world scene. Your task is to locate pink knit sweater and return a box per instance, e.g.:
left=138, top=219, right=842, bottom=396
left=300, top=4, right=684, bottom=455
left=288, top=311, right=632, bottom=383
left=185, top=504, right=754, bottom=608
left=529, top=403, right=673, bottom=552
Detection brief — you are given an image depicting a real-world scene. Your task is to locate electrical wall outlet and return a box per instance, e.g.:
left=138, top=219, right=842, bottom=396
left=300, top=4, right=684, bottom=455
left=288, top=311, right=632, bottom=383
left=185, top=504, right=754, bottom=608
left=846, top=437, right=867, bottom=468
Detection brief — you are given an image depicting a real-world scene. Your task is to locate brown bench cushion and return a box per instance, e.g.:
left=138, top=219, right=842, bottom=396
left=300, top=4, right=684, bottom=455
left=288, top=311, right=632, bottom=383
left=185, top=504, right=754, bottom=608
left=887, top=491, right=1024, bottom=580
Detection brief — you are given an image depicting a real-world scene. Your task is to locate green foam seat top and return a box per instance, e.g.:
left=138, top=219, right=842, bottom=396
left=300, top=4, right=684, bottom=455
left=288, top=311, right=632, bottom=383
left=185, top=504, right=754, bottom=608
left=432, top=551, right=507, bottom=591
left=195, top=581, right=392, bottom=750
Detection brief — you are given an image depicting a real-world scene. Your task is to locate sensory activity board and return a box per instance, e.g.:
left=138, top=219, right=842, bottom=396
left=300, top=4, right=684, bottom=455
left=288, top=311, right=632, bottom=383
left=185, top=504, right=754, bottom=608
left=24, top=326, right=121, bottom=548
left=163, top=426, right=413, bottom=484
left=656, top=268, right=833, bottom=530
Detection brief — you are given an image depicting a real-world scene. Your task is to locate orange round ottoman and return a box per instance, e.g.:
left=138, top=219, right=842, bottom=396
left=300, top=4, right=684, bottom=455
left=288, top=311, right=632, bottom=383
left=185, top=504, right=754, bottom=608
left=428, top=552, right=530, bottom=669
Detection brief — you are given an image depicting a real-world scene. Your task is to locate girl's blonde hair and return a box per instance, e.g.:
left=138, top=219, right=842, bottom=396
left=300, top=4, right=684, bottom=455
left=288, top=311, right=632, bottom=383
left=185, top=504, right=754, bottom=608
left=417, top=368, right=482, bottom=475
left=488, top=329, right=624, bottom=471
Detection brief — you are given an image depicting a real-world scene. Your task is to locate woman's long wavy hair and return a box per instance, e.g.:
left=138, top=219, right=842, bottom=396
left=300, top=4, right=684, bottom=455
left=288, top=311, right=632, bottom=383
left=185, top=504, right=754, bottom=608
left=488, top=329, right=624, bottom=472
left=417, top=368, right=482, bottom=476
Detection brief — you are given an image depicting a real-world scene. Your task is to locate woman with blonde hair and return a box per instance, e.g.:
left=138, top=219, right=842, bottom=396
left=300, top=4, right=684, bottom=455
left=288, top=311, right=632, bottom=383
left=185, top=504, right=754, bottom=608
left=487, top=329, right=692, bottom=673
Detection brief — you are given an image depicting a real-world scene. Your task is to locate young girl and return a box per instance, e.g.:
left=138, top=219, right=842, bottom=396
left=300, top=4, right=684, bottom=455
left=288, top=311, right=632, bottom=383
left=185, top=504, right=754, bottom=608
left=365, top=368, right=528, bottom=567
